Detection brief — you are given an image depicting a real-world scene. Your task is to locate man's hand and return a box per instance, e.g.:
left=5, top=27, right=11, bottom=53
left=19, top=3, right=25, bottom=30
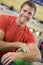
left=20, top=43, right=30, bottom=52
left=1, top=52, right=22, bottom=65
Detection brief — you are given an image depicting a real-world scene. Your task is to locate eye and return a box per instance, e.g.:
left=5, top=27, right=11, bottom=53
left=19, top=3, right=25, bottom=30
left=28, top=12, right=32, bottom=15
left=23, top=10, right=27, bottom=12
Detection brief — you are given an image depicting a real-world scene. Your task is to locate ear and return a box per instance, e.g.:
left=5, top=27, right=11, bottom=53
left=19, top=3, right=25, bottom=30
left=18, top=7, right=21, bottom=13
left=32, top=15, right=34, bottom=19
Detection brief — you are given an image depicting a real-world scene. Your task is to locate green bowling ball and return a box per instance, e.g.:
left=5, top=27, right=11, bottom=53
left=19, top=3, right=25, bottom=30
left=14, top=49, right=33, bottom=65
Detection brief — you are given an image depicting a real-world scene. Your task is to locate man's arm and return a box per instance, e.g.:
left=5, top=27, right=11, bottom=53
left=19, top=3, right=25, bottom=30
left=0, top=30, right=29, bottom=52
left=0, top=30, right=4, bottom=40
left=0, top=30, right=41, bottom=61
left=21, top=44, right=41, bottom=62
left=1, top=45, right=41, bottom=65
left=0, top=30, right=19, bottom=51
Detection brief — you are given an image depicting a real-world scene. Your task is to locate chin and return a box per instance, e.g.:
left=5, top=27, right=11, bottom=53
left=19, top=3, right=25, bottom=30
left=20, top=22, right=24, bottom=24
left=21, top=21, right=25, bottom=23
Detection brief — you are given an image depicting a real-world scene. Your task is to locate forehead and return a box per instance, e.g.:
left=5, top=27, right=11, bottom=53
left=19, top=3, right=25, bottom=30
left=21, top=5, right=34, bottom=13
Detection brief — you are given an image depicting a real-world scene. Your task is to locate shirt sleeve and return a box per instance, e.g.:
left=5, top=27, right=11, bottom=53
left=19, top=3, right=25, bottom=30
left=26, top=33, right=37, bottom=44
left=24, top=26, right=37, bottom=44
left=0, top=15, right=8, bottom=32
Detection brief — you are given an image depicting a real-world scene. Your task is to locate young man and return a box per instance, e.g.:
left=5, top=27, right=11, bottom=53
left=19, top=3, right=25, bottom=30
left=0, top=1, right=41, bottom=65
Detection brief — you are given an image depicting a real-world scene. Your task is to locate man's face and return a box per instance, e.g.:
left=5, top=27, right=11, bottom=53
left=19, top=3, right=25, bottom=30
left=19, top=5, right=34, bottom=24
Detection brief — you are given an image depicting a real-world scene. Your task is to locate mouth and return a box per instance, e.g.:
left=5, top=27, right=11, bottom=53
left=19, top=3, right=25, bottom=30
left=21, top=16, right=27, bottom=22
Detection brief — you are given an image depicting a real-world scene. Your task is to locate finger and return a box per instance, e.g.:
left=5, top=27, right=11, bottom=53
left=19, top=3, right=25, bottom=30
left=5, top=57, right=14, bottom=65
left=28, top=44, right=35, bottom=50
left=22, top=48, right=26, bottom=52
left=2, top=56, right=12, bottom=65
left=1, top=52, right=11, bottom=64
left=23, top=47, right=29, bottom=52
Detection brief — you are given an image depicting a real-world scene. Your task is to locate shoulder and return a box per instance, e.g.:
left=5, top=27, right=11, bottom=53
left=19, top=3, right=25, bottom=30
left=7, top=15, right=17, bottom=20
left=0, top=14, right=17, bottom=21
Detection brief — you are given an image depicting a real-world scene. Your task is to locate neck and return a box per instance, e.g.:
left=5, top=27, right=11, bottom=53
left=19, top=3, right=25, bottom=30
left=16, top=17, right=26, bottom=27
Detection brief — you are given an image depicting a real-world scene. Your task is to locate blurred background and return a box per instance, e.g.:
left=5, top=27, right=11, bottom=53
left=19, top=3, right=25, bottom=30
left=0, top=0, right=43, bottom=65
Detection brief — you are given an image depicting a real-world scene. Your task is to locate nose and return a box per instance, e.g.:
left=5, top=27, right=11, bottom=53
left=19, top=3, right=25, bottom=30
left=24, top=12, right=29, bottom=17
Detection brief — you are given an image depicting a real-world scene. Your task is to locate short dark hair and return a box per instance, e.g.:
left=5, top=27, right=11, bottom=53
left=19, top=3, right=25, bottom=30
left=21, top=1, right=36, bottom=15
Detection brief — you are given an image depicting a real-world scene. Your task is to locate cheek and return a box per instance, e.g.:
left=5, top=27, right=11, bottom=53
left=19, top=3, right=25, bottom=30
left=20, top=11, right=24, bottom=16
left=29, top=16, right=33, bottom=20
left=27, top=16, right=32, bottom=21
left=27, top=17, right=31, bottom=21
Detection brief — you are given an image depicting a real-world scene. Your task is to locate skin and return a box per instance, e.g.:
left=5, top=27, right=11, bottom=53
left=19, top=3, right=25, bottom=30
left=16, top=5, right=34, bottom=26
left=0, top=5, right=41, bottom=65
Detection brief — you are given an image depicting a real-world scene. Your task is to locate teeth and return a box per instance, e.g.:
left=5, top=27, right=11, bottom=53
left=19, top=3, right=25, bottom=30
left=21, top=15, right=27, bottom=22
left=23, top=16, right=26, bottom=18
